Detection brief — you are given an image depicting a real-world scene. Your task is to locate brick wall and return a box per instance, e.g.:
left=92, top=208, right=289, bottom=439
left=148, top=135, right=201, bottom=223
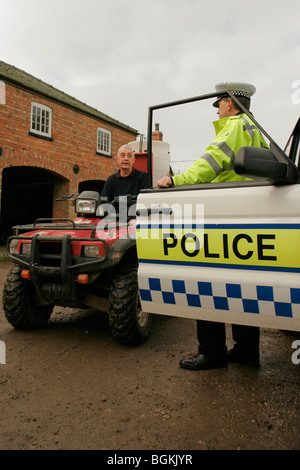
left=0, top=82, right=137, bottom=219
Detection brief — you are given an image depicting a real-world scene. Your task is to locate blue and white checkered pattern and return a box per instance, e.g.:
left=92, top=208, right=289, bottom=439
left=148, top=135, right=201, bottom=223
left=139, top=278, right=300, bottom=318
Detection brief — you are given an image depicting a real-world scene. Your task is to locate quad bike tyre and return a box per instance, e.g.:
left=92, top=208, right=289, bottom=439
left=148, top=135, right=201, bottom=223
left=3, top=266, right=53, bottom=330
left=109, top=264, right=153, bottom=346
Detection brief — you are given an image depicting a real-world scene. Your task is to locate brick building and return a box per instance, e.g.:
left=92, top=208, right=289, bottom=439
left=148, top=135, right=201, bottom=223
left=0, top=60, right=139, bottom=239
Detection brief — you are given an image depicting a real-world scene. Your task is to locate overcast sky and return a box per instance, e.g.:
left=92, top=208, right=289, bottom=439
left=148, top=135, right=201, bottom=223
left=1, top=0, right=300, bottom=170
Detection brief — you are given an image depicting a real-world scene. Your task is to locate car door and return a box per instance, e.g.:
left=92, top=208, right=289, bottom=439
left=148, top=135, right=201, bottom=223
left=136, top=119, right=300, bottom=333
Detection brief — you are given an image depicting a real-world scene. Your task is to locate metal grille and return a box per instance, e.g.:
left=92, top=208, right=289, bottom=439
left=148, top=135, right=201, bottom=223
left=39, top=242, right=62, bottom=266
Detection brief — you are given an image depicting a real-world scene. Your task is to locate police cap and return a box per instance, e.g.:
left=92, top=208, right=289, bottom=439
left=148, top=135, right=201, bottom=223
left=213, top=82, right=256, bottom=107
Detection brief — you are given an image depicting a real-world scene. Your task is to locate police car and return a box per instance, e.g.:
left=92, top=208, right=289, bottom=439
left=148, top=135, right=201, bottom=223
left=136, top=92, right=300, bottom=333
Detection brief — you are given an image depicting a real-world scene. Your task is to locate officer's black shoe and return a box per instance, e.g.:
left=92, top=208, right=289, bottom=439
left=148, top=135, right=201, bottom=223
left=179, top=354, right=228, bottom=370
left=227, top=348, right=260, bottom=367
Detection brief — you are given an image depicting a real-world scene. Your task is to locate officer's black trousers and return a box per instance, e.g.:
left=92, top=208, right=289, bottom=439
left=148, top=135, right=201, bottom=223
left=196, top=320, right=260, bottom=359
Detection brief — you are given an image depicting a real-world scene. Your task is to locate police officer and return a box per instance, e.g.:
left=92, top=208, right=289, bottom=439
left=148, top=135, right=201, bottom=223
left=157, top=82, right=268, bottom=370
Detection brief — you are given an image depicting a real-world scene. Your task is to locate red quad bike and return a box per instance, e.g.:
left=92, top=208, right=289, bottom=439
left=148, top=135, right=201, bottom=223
left=2, top=192, right=153, bottom=346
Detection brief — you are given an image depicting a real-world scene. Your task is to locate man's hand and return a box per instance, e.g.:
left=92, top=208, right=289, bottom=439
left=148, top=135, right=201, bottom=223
left=156, top=176, right=173, bottom=187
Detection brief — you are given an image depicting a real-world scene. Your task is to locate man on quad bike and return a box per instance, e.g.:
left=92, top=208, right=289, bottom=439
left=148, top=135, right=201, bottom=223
left=101, top=145, right=148, bottom=201
left=2, top=144, right=151, bottom=347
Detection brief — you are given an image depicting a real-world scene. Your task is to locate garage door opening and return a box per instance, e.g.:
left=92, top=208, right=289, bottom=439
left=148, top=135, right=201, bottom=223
left=0, top=166, right=63, bottom=242
left=78, top=179, right=105, bottom=195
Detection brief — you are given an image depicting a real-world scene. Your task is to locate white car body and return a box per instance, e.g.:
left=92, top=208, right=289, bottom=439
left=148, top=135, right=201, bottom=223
left=136, top=95, right=300, bottom=332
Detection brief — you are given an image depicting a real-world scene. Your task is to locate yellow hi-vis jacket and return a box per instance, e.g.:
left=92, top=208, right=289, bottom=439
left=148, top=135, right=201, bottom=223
left=172, top=113, right=269, bottom=185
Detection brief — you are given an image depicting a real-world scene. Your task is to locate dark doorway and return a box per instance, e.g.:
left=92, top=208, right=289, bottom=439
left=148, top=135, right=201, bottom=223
left=0, top=166, right=58, bottom=241
left=78, top=179, right=105, bottom=195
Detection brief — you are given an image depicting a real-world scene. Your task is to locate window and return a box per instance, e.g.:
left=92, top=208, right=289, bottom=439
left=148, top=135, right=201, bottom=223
left=30, top=102, right=52, bottom=138
left=97, top=127, right=111, bottom=156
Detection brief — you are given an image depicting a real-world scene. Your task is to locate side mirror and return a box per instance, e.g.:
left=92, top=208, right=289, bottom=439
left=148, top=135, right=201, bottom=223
left=234, top=147, right=299, bottom=185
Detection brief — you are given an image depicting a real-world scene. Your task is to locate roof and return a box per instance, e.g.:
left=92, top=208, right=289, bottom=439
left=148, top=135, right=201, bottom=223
left=0, top=60, right=138, bottom=134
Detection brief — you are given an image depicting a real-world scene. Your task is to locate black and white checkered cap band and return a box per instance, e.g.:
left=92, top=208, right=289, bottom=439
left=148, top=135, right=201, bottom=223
left=230, top=90, right=252, bottom=99
left=215, top=82, right=256, bottom=100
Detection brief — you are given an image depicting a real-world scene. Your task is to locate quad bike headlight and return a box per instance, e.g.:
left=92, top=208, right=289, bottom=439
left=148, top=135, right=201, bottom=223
left=83, top=245, right=99, bottom=258
left=75, top=191, right=101, bottom=216
left=21, top=243, right=31, bottom=255
left=8, top=239, right=19, bottom=255
left=75, top=198, right=97, bottom=214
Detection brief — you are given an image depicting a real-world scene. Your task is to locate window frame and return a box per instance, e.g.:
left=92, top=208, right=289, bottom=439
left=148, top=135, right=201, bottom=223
left=30, top=102, right=52, bottom=139
left=97, top=127, right=112, bottom=157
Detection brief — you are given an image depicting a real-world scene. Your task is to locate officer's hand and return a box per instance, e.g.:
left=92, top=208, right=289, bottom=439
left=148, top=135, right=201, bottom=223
left=128, top=218, right=136, bottom=227
left=156, top=176, right=172, bottom=187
